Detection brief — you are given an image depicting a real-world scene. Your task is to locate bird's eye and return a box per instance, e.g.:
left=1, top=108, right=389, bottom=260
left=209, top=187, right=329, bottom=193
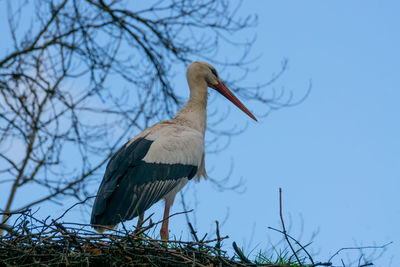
left=210, top=68, right=218, bottom=78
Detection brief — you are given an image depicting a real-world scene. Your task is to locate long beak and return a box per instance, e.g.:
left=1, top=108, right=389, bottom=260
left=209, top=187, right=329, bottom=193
left=215, top=81, right=257, bottom=121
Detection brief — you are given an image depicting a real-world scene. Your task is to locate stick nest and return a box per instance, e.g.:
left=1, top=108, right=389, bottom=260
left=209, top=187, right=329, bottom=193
left=0, top=210, right=276, bottom=267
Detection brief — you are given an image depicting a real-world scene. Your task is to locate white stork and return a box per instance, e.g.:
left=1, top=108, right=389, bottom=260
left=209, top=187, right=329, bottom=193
left=90, top=61, right=257, bottom=240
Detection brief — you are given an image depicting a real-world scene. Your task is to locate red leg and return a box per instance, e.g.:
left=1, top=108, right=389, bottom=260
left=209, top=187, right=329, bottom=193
left=160, top=202, right=170, bottom=240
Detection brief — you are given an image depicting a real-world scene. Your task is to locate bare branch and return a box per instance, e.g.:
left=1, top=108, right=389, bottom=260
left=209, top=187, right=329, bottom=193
left=0, top=0, right=304, bottom=233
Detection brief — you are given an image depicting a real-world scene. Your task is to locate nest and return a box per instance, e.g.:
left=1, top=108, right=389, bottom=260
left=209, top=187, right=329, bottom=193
left=0, top=210, right=285, bottom=267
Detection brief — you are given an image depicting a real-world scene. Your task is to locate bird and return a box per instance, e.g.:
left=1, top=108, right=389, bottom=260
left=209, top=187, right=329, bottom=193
left=90, top=61, right=257, bottom=240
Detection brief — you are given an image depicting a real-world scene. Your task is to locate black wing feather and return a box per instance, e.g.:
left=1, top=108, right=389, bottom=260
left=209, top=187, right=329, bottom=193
left=91, top=137, right=197, bottom=227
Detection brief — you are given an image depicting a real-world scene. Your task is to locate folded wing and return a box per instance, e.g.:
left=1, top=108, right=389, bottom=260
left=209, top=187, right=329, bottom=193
left=90, top=124, right=202, bottom=229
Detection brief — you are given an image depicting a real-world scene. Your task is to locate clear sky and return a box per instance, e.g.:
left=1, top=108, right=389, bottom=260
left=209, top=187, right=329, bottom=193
left=200, top=1, right=400, bottom=265
left=1, top=1, right=399, bottom=266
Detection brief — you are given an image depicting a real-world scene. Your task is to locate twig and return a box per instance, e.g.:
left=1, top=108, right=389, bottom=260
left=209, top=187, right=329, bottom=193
left=328, top=242, right=393, bottom=263
left=141, top=212, right=154, bottom=226
left=0, top=208, right=31, bottom=216
left=313, top=263, right=332, bottom=266
left=0, top=223, right=21, bottom=237
left=356, top=254, right=373, bottom=267
left=215, top=220, right=221, bottom=255
left=156, top=209, right=193, bottom=226
left=232, top=241, right=254, bottom=265
left=134, top=221, right=156, bottom=237
left=188, top=222, right=199, bottom=243
left=200, top=233, right=208, bottom=243
left=279, top=187, right=301, bottom=265
left=268, top=226, right=315, bottom=266
left=53, top=195, right=97, bottom=222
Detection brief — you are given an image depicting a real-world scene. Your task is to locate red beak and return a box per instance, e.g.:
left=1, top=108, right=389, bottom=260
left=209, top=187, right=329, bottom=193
left=215, top=81, right=257, bottom=121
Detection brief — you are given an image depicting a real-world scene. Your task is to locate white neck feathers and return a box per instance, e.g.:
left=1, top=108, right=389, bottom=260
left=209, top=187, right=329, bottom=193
left=174, top=68, right=208, bottom=133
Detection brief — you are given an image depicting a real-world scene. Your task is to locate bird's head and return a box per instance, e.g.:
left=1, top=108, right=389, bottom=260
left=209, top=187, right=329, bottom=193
left=187, top=61, right=257, bottom=121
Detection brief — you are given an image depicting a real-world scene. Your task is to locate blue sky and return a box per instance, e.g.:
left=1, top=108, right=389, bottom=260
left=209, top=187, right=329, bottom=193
left=195, top=1, right=400, bottom=265
left=1, top=1, right=399, bottom=266
left=204, top=1, right=400, bottom=265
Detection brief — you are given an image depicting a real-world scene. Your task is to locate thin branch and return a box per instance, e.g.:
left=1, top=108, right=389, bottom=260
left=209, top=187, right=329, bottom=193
left=328, top=242, right=393, bottom=263
left=279, top=187, right=301, bottom=265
